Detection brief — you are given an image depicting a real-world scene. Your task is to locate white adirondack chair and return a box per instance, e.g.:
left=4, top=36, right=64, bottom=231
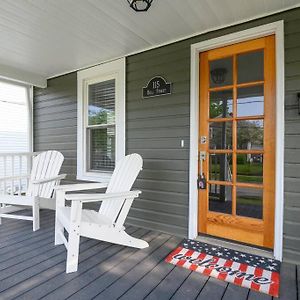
left=54, top=153, right=149, bottom=273
left=0, top=150, right=66, bottom=231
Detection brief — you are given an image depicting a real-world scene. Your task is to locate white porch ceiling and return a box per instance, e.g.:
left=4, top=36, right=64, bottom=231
left=0, top=0, right=300, bottom=87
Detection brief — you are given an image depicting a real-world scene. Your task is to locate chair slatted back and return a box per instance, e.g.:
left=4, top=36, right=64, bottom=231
left=26, top=151, right=64, bottom=198
left=99, top=153, right=143, bottom=223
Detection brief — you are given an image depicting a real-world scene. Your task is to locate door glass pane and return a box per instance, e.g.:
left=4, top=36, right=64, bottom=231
left=88, top=79, right=115, bottom=126
left=210, top=57, right=233, bottom=88
left=88, top=127, right=115, bottom=171
left=237, top=154, right=263, bottom=183
left=209, top=153, right=232, bottom=182
left=237, top=120, right=263, bottom=150
left=237, top=50, right=264, bottom=84
left=209, top=184, right=232, bottom=214
left=209, top=122, right=232, bottom=149
left=236, top=187, right=263, bottom=219
left=210, top=90, right=233, bottom=119
left=237, top=85, right=264, bottom=117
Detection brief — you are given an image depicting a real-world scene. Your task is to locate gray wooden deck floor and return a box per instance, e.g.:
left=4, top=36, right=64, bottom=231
left=0, top=210, right=298, bottom=300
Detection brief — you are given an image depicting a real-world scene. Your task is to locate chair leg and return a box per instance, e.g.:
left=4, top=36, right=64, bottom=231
left=32, top=199, right=40, bottom=231
left=65, top=199, right=82, bottom=273
left=0, top=204, right=3, bottom=225
left=55, top=218, right=64, bottom=245
left=66, top=225, right=81, bottom=273
left=55, top=190, right=66, bottom=245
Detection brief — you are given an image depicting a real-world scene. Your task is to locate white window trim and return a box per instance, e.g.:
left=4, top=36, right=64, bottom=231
left=77, top=58, right=126, bottom=182
left=189, top=21, right=285, bottom=260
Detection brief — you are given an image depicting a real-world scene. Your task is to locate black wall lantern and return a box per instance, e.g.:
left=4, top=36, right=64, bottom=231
left=127, top=0, right=153, bottom=12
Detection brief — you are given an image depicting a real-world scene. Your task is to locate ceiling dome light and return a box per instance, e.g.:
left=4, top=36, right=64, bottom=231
left=127, top=0, right=153, bottom=12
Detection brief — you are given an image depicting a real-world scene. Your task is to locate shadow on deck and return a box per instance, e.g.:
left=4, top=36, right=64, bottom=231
left=0, top=210, right=298, bottom=300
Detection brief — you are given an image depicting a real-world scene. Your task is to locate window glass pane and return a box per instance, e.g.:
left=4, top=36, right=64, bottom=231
left=209, top=184, right=232, bottom=214
left=237, top=120, right=263, bottom=150
left=209, top=153, right=232, bottom=182
left=237, top=85, right=264, bottom=117
left=209, top=57, right=233, bottom=88
left=88, top=127, right=115, bottom=171
left=0, top=81, right=29, bottom=153
left=237, top=154, right=263, bottom=183
left=209, top=90, right=233, bottom=119
left=236, top=187, right=263, bottom=219
left=237, top=50, right=264, bottom=84
left=88, top=79, right=115, bottom=126
left=209, top=122, right=232, bottom=149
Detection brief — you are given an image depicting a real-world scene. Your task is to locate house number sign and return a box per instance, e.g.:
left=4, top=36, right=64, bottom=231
left=142, top=76, right=172, bottom=98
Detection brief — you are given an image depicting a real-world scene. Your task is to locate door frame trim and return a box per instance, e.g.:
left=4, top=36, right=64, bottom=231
left=189, top=21, right=285, bottom=260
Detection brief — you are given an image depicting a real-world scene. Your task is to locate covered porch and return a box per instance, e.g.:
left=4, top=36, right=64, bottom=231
left=1, top=0, right=300, bottom=299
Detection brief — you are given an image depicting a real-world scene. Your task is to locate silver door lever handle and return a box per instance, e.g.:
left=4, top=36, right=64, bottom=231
left=199, top=151, right=206, bottom=175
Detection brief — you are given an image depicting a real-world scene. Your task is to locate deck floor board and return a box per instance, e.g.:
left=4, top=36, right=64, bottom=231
left=18, top=227, right=139, bottom=300
left=222, top=283, right=249, bottom=300
left=171, top=271, right=209, bottom=300
left=0, top=210, right=297, bottom=300
left=93, top=236, right=181, bottom=300
left=276, top=262, right=297, bottom=300
left=69, top=231, right=167, bottom=300
left=145, top=264, right=192, bottom=300
left=119, top=252, right=176, bottom=299
left=247, top=290, right=272, bottom=300
left=196, top=277, right=228, bottom=300
left=42, top=228, right=152, bottom=300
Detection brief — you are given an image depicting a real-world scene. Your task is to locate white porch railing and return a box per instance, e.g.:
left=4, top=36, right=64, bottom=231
left=0, top=152, right=40, bottom=195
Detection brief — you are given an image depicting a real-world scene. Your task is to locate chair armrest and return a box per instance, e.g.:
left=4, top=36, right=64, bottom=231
left=65, top=190, right=141, bottom=203
left=32, top=174, right=67, bottom=184
left=54, top=182, right=109, bottom=192
left=0, top=175, right=29, bottom=182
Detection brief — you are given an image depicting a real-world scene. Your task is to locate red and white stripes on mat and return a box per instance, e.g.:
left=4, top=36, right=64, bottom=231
left=165, top=246, right=280, bottom=297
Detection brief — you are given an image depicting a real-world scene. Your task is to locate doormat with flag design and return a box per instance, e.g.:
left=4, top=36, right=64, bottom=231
left=165, top=239, right=280, bottom=297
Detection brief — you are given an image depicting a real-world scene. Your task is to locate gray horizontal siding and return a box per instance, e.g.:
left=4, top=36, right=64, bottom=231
left=125, top=39, right=190, bottom=236
left=281, top=10, right=300, bottom=264
left=34, top=8, right=300, bottom=263
left=34, top=72, right=77, bottom=182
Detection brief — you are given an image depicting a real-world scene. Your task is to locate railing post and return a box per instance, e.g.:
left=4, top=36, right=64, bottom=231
left=27, top=153, right=32, bottom=190
left=18, top=155, right=22, bottom=195
left=11, top=155, right=14, bottom=195
left=4, top=156, right=7, bottom=195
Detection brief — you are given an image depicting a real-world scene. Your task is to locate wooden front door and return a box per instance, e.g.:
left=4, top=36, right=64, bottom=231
left=198, top=36, right=275, bottom=248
